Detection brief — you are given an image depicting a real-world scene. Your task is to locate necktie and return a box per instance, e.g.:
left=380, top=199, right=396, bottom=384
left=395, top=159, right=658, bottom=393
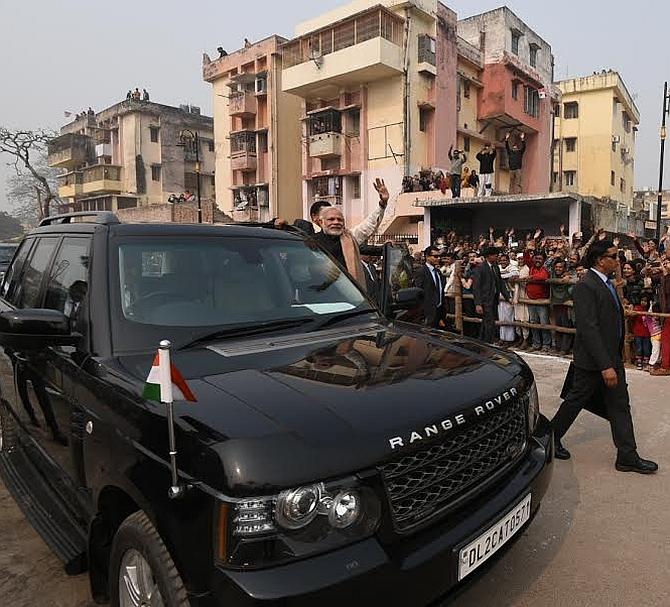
left=432, top=268, right=442, bottom=307
left=605, top=280, right=623, bottom=338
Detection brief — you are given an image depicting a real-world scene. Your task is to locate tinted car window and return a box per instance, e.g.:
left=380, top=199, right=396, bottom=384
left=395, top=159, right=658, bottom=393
left=1, top=239, right=34, bottom=303
left=0, top=244, right=18, bottom=265
left=44, top=237, right=91, bottom=323
left=14, top=237, right=59, bottom=309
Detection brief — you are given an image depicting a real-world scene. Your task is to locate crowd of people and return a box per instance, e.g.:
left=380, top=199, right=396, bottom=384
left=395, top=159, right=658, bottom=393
left=400, top=133, right=527, bottom=199
left=416, top=226, right=670, bottom=375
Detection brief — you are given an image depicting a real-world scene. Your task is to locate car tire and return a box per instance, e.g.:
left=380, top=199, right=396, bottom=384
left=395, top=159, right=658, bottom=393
left=109, top=510, right=190, bottom=607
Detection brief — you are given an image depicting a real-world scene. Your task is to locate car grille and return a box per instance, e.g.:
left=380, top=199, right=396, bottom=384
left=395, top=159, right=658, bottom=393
left=380, top=395, right=528, bottom=533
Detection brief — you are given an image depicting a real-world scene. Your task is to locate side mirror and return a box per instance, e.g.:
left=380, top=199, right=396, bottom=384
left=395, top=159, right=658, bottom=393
left=0, top=309, right=78, bottom=350
left=393, top=287, right=424, bottom=310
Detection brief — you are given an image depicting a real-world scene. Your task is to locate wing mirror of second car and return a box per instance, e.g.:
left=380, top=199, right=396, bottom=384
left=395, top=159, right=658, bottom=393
left=0, top=309, right=78, bottom=350
left=393, top=287, right=424, bottom=310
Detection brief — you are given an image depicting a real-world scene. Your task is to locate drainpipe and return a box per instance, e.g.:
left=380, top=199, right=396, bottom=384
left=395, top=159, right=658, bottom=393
left=403, top=8, right=412, bottom=177
left=270, top=53, right=280, bottom=222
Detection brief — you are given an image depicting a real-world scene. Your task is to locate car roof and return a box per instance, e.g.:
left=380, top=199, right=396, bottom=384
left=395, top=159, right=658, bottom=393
left=27, top=213, right=305, bottom=241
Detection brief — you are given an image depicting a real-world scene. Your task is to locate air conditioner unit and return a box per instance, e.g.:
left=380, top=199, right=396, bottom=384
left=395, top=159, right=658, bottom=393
left=538, top=89, right=547, bottom=99
left=612, top=135, right=621, bottom=144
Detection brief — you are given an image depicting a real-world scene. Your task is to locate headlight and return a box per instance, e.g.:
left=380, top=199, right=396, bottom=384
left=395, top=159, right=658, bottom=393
left=216, top=477, right=381, bottom=569
left=527, top=381, right=540, bottom=434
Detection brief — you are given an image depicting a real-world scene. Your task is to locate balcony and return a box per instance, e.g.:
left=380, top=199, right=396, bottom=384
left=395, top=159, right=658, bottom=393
left=309, top=132, right=343, bottom=159
left=229, top=91, right=257, bottom=117
left=282, top=7, right=404, bottom=97
left=57, top=171, right=83, bottom=198
left=81, top=165, right=123, bottom=195
left=231, top=152, right=257, bottom=173
left=48, top=133, right=91, bottom=170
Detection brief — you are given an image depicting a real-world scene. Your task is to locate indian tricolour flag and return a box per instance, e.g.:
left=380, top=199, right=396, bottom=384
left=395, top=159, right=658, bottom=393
left=143, top=350, right=197, bottom=403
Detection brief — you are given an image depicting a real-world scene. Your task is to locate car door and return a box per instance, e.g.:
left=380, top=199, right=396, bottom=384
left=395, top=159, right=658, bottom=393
left=380, top=243, right=424, bottom=324
left=2, top=236, right=60, bottom=438
left=21, top=236, right=93, bottom=497
left=0, top=237, right=35, bottom=446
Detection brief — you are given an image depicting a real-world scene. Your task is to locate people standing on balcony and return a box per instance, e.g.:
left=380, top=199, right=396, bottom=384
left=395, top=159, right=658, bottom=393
left=132, top=88, right=141, bottom=101
left=448, top=146, right=467, bottom=198
left=468, top=169, right=480, bottom=192
left=505, top=132, right=526, bottom=194
left=126, top=90, right=132, bottom=100
left=476, top=143, right=497, bottom=197
left=312, top=179, right=389, bottom=292
left=142, top=89, right=150, bottom=102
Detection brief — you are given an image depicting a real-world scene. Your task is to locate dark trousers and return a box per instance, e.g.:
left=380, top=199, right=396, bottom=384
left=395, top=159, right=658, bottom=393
left=425, top=305, right=445, bottom=330
left=479, top=302, right=498, bottom=343
left=553, top=304, right=574, bottom=353
left=551, top=364, right=637, bottom=462
left=450, top=174, right=461, bottom=198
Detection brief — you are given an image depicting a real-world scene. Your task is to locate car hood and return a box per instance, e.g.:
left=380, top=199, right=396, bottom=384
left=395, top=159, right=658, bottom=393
left=114, top=322, right=532, bottom=495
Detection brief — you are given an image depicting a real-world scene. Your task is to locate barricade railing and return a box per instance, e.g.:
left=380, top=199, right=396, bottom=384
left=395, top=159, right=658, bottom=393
left=443, top=261, right=669, bottom=362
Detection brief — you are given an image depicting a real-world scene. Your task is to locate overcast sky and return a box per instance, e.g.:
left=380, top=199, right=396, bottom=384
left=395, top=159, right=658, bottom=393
left=1, top=0, right=668, bottom=212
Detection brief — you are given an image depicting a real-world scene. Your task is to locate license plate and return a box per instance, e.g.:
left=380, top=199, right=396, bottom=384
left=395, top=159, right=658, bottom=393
left=458, top=494, right=532, bottom=581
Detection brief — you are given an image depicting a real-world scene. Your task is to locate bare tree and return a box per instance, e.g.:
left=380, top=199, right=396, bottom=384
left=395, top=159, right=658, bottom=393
left=0, top=128, right=60, bottom=220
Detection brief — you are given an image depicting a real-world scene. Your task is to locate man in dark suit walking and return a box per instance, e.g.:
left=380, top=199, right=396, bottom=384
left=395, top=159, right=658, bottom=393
left=415, top=245, right=445, bottom=329
left=551, top=239, right=657, bottom=474
left=473, top=246, right=509, bottom=343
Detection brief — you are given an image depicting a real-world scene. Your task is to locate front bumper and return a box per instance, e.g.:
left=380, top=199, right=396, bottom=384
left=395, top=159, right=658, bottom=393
left=200, top=417, right=553, bottom=607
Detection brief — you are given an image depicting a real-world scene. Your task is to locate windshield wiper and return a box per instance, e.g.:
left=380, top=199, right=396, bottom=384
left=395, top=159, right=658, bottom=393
left=310, top=308, right=378, bottom=332
left=179, top=318, right=314, bottom=350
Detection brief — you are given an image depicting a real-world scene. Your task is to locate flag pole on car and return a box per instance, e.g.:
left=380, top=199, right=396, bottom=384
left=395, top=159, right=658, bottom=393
left=144, top=339, right=197, bottom=499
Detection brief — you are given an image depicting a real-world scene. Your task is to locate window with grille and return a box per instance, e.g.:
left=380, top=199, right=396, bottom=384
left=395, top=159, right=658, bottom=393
left=512, top=80, right=519, bottom=101
left=524, top=87, right=539, bottom=118
left=564, top=171, right=576, bottom=186
left=151, top=165, right=161, bottom=182
left=150, top=126, right=160, bottom=143
left=529, top=44, right=539, bottom=68
left=564, top=102, right=579, bottom=119
left=350, top=175, right=361, bottom=199
left=611, top=171, right=615, bottom=186
left=565, top=138, right=577, bottom=152
left=511, top=30, right=521, bottom=55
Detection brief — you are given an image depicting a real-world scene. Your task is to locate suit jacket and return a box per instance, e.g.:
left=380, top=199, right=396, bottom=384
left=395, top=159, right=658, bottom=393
left=415, top=264, right=444, bottom=326
left=472, top=262, right=509, bottom=308
left=572, top=269, right=625, bottom=371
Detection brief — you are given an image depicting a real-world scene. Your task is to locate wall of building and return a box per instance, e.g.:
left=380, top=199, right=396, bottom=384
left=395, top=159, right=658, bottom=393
left=554, top=74, right=639, bottom=205
left=273, top=60, right=304, bottom=222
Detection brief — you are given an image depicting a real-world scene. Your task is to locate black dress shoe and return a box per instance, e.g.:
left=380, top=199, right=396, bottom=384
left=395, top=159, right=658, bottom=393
left=554, top=440, right=571, bottom=460
left=615, top=457, right=658, bottom=474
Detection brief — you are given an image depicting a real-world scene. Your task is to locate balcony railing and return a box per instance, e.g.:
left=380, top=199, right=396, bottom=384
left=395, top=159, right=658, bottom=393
left=282, top=7, right=404, bottom=69
left=231, top=152, right=257, bottom=172
left=309, top=132, right=343, bottom=158
left=48, top=133, right=91, bottom=169
left=80, top=164, right=123, bottom=194
left=229, top=91, right=257, bottom=117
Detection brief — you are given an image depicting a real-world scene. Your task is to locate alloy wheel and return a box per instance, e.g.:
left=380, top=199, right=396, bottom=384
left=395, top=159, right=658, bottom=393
left=119, top=548, right=165, bottom=607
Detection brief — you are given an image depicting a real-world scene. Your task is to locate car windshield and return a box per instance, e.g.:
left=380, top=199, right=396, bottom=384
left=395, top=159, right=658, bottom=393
left=116, top=236, right=372, bottom=330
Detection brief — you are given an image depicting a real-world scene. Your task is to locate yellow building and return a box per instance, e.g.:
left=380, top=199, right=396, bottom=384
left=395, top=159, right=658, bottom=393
left=203, top=36, right=304, bottom=223
left=553, top=71, right=640, bottom=205
left=49, top=100, right=216, bottom=213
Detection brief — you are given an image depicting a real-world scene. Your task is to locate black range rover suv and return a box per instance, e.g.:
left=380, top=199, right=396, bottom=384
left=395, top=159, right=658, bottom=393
left=0, top=212, right=553, bottom=606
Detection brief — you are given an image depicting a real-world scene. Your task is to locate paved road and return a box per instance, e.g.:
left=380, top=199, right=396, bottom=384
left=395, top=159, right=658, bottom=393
left=1, top=355, right=668, bottom=607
